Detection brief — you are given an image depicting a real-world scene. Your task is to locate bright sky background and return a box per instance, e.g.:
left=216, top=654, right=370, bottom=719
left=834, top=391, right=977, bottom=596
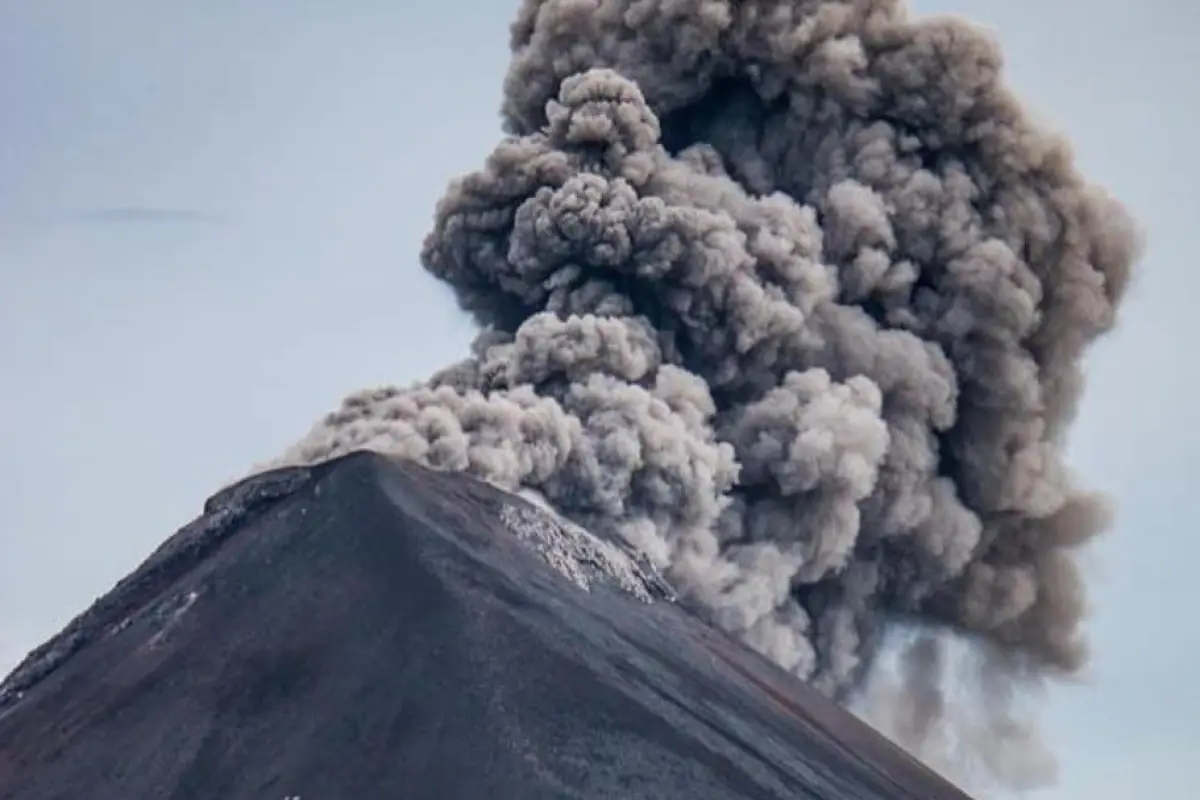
left=1, top=2, right=1194, bottom=797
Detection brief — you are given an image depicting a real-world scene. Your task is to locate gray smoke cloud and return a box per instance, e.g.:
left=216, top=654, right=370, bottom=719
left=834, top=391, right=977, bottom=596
left=262, top=0, right=1139, bottom=791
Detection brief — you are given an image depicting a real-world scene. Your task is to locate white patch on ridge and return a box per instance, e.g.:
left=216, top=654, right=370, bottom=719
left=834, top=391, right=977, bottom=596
left=499, top=496, right=672, bottom=604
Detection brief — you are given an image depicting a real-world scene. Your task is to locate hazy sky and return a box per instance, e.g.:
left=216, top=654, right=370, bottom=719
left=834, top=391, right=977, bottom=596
left=1, top=2, right=1194, bottom=797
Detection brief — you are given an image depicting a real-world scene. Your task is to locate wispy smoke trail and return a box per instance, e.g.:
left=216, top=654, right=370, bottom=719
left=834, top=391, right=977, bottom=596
left=264, top=1, right=1139, bottom=789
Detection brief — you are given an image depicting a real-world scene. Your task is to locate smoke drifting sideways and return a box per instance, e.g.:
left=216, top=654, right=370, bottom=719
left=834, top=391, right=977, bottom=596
left=265, top=0, right=1139, bottom=790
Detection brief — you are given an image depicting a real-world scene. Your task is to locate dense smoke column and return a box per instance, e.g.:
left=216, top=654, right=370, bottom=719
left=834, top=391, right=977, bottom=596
left=270, top=0, right=1139, bottom=789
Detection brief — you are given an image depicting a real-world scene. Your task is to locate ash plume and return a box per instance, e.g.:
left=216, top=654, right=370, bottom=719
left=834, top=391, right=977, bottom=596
left=264, top=0, right=1139, bottom=790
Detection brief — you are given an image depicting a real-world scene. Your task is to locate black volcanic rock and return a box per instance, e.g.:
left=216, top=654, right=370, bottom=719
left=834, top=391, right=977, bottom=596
left=0, top=452, right=970, bottom=799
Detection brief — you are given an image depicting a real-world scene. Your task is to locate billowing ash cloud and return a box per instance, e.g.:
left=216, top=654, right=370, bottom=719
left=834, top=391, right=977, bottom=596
left=263, top=0, right=1139, bottom=789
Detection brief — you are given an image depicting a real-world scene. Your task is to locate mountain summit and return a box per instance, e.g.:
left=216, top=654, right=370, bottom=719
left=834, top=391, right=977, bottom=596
left=0, top=452, right=968, bottom=799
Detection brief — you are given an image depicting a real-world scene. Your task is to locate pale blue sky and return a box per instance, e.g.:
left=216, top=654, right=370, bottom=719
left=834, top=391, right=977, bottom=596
left=1, top=2, right=1194, bottom=797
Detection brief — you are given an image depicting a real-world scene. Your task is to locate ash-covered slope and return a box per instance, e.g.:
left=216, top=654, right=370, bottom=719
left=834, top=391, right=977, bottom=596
left=0, top=452, right=967, bottom=799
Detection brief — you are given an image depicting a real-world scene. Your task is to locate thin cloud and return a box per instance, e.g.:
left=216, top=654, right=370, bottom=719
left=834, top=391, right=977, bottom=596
left=59, top=206, right=225, bottom=225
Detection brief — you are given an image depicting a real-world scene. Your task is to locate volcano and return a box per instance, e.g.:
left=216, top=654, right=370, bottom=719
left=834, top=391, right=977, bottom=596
left=0, top=451, right=969, bottom=799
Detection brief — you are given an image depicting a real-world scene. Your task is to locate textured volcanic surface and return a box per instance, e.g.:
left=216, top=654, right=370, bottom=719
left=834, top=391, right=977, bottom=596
left=0, top=452, right=969, bottom=799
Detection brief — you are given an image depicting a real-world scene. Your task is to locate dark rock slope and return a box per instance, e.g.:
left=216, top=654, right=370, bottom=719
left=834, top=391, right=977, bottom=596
left=0, top=452, right=970, bottom=799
